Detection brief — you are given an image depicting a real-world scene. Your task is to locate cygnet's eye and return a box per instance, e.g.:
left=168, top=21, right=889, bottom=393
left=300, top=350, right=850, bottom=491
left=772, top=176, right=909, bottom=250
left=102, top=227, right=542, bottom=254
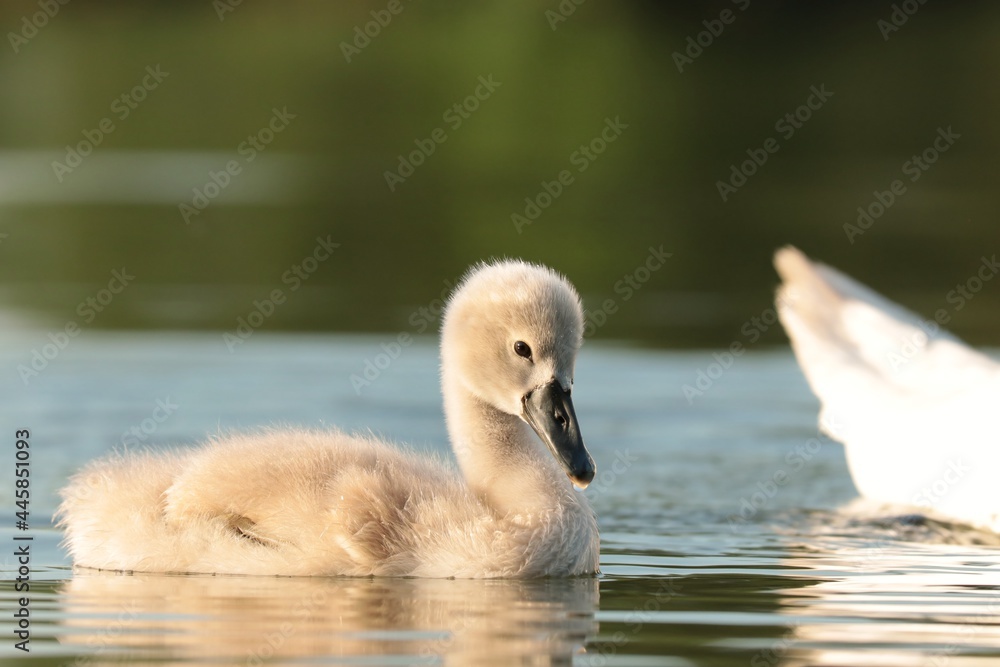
left=513, top=341, right=532, bottom=360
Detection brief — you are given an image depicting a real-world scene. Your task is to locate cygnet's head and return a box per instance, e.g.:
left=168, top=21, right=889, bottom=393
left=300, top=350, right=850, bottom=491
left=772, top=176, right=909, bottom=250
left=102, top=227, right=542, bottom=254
left=441, top=259, right=596, bottom=488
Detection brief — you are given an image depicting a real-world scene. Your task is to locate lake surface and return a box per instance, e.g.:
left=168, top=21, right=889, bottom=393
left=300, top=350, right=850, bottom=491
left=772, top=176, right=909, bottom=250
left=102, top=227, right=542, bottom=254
left=1, top=331, right=998, bottom=666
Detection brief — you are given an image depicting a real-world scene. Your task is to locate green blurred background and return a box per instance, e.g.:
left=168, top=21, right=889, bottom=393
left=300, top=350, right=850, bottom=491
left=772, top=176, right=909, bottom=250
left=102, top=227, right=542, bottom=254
left=2, top=0, right=998, bottom=347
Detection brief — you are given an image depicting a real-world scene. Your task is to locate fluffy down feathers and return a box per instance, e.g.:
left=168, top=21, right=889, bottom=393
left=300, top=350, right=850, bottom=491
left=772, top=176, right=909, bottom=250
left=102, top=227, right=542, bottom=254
left=59, top=259, right=600, bottom=577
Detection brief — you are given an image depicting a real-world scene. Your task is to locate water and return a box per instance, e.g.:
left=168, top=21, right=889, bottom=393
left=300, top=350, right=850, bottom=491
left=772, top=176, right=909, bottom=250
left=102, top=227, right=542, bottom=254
left=1, top=331, right=998, bottom=666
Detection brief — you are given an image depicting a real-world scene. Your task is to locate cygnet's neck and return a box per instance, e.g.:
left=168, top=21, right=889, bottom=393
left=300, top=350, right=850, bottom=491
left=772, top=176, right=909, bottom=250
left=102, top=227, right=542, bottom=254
left=442, top=376, right=577, bottom=516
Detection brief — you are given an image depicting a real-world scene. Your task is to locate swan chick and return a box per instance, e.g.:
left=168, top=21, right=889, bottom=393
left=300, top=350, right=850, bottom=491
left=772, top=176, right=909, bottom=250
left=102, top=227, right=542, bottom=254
left=58, top=259, right=600, bottom=577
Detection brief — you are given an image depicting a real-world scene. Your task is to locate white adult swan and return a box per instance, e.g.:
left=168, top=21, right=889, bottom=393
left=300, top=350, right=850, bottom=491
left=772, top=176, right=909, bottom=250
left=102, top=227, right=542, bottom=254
left=774, top=246, right=1000, bottom=532
left=58, top=260, right=600, bottom=577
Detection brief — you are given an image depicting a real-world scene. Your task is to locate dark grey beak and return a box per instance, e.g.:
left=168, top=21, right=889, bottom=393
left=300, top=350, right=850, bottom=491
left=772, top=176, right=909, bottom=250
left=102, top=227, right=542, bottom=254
left=521, top=380, right=596, bottom=489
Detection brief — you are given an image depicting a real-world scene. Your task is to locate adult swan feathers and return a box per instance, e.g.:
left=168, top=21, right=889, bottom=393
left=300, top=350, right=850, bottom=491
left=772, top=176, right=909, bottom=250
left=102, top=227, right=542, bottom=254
left=774, top=246, right=1000, bottom=533
left=58, top=260, right=600, bottom=577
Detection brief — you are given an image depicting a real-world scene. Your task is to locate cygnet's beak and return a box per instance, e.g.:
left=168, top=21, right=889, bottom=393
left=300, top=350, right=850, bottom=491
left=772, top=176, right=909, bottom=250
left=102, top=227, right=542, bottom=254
left=521, top=380, right=596, bottom=489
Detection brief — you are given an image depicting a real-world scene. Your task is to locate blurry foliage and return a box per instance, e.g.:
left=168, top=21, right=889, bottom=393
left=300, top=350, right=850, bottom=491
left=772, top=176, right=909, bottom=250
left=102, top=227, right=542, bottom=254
left=1, top=0, right=998, bottom=345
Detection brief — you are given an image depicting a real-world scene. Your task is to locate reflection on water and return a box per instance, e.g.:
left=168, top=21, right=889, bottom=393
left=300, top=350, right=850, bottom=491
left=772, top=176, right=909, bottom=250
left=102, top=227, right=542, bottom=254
left=777, top=535, right=1000, bottom=667
left=57, top=573, right=597, bottom=666
left=0, top=332, right=998, bottom=665
left=592, top=528, right=1000, bottom=667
